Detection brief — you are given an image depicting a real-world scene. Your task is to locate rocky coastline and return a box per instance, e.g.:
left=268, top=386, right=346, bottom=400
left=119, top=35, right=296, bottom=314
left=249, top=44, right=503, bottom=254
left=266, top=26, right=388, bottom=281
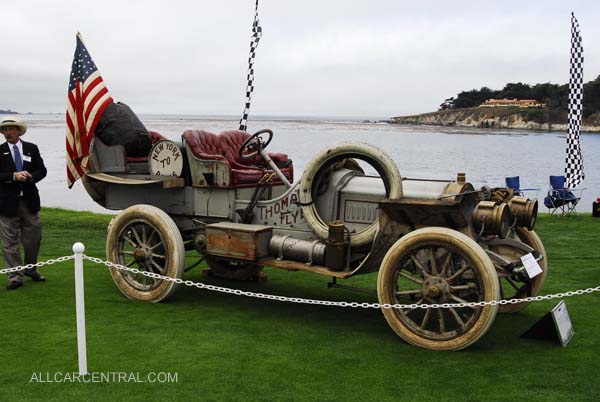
left=388, top=107, right=600, bottom=133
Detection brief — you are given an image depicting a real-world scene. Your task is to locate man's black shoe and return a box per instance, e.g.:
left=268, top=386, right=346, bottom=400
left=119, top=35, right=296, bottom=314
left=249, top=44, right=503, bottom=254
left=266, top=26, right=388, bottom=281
left=7, top=281, right=23, bottom=290
left=26, top=272, right=46, bottom=282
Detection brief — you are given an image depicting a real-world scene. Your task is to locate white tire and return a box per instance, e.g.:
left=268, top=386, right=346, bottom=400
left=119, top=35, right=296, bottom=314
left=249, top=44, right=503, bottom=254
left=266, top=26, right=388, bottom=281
left=299, top=142, right=402, bottom=247
left=106, top=204, right=185, bottom=302
left=378, top=227, right=500, bottom=350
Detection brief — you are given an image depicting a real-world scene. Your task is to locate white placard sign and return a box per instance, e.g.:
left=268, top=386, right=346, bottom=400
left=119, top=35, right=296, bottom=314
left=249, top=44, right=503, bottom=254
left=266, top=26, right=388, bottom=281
left=551, top=301, right=575, bottom=347
left=521, top=300, right=575, bottom=347
left=149, top=140, right=183, bottom=177
left=520, top=253, right=542, bottom=279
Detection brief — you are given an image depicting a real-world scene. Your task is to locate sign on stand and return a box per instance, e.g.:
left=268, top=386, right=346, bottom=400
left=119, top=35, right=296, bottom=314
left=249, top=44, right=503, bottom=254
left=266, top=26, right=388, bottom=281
left=521, top=300, right=575, bottom=347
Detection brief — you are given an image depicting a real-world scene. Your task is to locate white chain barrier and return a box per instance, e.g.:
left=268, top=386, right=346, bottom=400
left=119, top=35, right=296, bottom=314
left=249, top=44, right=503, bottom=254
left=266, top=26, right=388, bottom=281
left=0, top=256, right=74, bottom=275
left=8, top=249, right=593, bottom=372
left=81, top=255, right=600, bottom=310
left=3, top=254, right=599, bottom=309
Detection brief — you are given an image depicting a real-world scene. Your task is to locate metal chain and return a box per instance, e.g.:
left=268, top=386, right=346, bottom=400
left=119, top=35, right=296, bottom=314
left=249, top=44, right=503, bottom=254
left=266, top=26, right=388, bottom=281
left=5, top=253, right=597, bottom=309
left=83, top=255, right=600, bottom=310
left=0, top=255, right=75, bottom=275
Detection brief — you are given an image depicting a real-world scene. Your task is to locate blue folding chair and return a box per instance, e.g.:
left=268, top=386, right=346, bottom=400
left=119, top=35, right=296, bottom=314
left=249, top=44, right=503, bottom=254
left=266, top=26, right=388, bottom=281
left=543, top=175, right=583, bottom=215
left=505, top=176, right=540, bottom=199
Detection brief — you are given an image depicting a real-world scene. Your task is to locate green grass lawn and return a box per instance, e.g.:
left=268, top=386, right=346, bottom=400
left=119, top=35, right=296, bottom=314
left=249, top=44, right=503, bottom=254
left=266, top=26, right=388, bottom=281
left=1, top=209, right=599, bottom=402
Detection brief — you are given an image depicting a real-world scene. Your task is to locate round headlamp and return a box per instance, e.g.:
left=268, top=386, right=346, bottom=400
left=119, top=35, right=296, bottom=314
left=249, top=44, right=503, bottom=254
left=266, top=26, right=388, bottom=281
left=472, top=201, right=511, bottom=238
left=508, top=197, right=538, bottom=230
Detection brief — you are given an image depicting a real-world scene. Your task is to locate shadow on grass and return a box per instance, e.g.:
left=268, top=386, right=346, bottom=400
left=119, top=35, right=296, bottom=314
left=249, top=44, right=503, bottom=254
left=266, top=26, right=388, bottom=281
left=2, top=210, right=599, bottom=401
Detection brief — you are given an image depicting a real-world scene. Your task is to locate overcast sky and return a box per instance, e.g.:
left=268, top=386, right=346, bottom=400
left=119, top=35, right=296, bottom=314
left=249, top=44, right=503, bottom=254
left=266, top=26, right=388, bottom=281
left=1, top=0, right=599, bottom=117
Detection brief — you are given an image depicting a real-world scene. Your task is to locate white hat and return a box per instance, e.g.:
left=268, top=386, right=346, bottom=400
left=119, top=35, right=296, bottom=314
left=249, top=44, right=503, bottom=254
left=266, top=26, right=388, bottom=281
left=0, top=116, right=28, bottom=136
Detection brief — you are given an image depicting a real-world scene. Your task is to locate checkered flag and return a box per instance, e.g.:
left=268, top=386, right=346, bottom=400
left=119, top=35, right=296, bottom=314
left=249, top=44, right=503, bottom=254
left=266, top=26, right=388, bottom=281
left=565, top=12, right=585, bottom=189
left=238, top=0, right=262, bottom=132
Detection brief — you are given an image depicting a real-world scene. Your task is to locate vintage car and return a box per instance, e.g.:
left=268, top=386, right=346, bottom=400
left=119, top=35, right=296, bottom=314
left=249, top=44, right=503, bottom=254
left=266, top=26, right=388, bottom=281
left=82, top=128, right=546, bottom=351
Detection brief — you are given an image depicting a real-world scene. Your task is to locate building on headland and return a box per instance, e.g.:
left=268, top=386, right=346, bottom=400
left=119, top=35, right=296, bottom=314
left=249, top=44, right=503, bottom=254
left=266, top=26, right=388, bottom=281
left=479, top=98, right=545, bottom=108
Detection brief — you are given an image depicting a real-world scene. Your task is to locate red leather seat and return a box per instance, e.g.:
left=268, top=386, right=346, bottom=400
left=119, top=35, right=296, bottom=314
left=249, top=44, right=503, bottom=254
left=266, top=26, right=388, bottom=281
left=183, top=130, right=226, bottom=161
left=125, top=131, right=166, bottom=163
left=182, top=129, right=293, bottom=186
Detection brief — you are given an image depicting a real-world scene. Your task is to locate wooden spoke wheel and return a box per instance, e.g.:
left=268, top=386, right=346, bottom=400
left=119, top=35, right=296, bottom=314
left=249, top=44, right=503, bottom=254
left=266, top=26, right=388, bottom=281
left=377, top=227, right=499, bottom=351
left=106, top=205, right=185, bottom=302
left=489, top=228, right=548, bottom=313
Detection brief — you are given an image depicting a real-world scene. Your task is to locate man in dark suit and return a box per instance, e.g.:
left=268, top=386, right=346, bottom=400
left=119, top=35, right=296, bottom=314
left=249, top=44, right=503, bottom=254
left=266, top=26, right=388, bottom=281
left=0, top=117, right=47, bottom=290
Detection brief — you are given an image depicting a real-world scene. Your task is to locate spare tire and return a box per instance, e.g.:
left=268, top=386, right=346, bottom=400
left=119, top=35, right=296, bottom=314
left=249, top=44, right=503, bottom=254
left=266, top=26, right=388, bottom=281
left=299, top=142, right=402, bottom=247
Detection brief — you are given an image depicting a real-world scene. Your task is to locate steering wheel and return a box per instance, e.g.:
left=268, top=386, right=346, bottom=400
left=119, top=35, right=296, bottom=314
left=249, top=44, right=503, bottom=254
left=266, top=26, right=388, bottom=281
left=239, top=129, right=273, bottom=160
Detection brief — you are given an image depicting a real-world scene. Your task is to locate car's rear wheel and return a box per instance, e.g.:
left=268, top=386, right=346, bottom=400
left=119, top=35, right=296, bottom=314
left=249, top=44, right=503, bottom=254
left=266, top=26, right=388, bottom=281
left=106, top=204, right=185, bottom=302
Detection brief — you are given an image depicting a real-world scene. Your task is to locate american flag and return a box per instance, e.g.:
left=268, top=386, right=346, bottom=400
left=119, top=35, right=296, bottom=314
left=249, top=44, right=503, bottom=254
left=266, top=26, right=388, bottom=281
left=66, top=33, right=113, bottom=188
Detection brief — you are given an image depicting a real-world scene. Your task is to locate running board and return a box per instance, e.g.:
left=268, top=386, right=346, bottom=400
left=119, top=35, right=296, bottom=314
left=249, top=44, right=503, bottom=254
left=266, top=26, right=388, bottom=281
left=258, top=257, right=352, bottom=279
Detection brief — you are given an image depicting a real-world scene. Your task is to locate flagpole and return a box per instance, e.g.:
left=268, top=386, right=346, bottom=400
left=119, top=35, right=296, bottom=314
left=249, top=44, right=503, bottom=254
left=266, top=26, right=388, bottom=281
left=564, top=12, right=585, bottom=189
left=238, top=0, right=262, bottom=132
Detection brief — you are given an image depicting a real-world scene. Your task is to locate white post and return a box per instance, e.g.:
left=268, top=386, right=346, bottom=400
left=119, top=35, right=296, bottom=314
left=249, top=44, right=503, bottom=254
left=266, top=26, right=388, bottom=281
left=73, top=242, right=88, bottom=376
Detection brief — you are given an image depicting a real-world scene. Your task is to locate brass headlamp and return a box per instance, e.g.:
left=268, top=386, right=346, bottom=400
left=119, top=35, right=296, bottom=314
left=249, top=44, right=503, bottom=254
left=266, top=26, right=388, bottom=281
left=508, top=197, right=538, bottom=230
left=472, top=201, right=511, bottom=238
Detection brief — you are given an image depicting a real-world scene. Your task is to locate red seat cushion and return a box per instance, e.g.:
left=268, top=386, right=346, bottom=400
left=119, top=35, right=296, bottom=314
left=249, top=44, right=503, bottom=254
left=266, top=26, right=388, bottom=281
left=182, top=130, right=227, bottom=162
left=218, top=130, right=293, bottom=185
left=182, top=129, right=293, bottom=186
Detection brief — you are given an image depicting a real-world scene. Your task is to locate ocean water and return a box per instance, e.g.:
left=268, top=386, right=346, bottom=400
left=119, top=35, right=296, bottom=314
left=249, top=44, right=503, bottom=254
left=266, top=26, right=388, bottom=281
left=15, top=113, right=600, bottom=214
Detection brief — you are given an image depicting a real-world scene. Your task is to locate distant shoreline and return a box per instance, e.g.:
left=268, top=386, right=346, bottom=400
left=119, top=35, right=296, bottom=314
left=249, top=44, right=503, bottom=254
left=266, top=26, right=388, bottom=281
left=386, top=119, right=600, bottom=134
left=388, top=107, right=600, bottom=133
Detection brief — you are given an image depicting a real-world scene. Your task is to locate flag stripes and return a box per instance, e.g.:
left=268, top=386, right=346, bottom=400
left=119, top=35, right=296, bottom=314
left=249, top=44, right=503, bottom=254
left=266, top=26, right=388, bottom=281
left=66, top=34, right=113, bottom=188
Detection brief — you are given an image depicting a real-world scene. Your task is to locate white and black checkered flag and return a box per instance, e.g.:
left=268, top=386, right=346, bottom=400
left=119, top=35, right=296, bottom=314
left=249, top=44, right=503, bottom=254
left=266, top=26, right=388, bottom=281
left=238, top=0, right=262, bottom=132
left=565, top=12, right=585, bottom=188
